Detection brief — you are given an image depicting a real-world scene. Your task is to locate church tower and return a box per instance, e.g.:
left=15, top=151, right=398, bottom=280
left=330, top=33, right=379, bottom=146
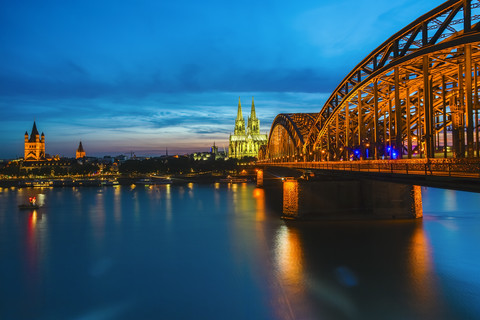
left=76, top=141, right=86, bottom=159
left=247, top=96, right=260, bottom=135
left=234, top=97, right=246, bottom=135
left=24, top=121, right=45, bottom=161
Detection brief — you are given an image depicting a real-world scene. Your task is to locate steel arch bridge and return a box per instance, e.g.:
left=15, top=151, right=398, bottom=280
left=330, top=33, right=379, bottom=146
left=265, top=113, right=319, bottom=161
left=261, top=0, right=480, bottom=165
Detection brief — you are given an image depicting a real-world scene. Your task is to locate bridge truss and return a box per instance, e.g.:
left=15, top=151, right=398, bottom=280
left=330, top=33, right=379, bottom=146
left=263, top=0, right=480, bottom=162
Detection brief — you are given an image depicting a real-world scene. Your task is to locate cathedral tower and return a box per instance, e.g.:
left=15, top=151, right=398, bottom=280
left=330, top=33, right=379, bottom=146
left=247, top=97, right=260, bottom=135
left=234, top=97, right=246, bottom=135
left=76, top=141, right=86, bottom=159
left=24, top=121, right=46, bottom=161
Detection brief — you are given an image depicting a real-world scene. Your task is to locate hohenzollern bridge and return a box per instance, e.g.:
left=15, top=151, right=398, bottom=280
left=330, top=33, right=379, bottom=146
left=259, top=0, right=480, bottom=184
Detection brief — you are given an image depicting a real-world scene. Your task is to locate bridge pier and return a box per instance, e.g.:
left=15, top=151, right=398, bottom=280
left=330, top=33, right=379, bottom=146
left=281, top=177, right=422, bottom=220
left=256, top=169, right=264, bottom=187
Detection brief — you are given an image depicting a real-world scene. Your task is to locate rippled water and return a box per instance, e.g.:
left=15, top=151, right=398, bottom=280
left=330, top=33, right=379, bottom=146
left=0, top=183, right=479, bottom=319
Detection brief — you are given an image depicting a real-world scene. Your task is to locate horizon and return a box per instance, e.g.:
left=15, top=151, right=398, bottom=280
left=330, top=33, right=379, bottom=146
left=0, top=0, right=444, bottom=158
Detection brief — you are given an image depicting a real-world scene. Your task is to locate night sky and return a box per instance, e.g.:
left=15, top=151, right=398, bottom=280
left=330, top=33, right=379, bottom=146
left=0, top=0, right=444, bottom=158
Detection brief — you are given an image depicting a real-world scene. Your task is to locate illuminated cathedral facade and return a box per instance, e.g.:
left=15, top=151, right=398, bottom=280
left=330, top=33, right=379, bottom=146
left=24, top=121, right=46, bottom=161
left=228, top=97, right=267, bottom=159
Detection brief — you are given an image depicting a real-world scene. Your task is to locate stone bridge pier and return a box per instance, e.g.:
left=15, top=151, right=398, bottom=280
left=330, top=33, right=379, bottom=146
left=258, top=168, right=422, bottom=220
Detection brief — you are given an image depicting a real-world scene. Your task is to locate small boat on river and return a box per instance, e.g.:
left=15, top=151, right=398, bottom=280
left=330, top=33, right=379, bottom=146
left=135, top=177, right=172, bottom=186
left=18, top=196, right=40, bottom=210
left=219, top=176, right=248, bottom=183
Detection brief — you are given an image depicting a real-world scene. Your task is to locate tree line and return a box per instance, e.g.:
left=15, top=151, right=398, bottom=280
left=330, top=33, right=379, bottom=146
left=0, top=156, right=256, bottom=178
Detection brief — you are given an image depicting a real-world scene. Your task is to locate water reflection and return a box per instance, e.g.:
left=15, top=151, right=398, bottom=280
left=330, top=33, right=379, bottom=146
left=113, top=186, right=122, bottom=224
left=407, top=221, right=444, bottom=317
left=253, top=188, right=265, bottom=221
left=275, top=226, right=302, bottom=279
left=25, top=208, right=48, bottom=294
left=0, top=185, right=479, bottom=319
left=90, top=191, right=106, bottom=243
left=268, top=218, right=453, bottom=319
left=165, top=184, right=172, bottom=221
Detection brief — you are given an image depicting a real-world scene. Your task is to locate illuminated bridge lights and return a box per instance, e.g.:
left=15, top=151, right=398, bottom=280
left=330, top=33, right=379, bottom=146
left=262, top=0, right=480, bottom=166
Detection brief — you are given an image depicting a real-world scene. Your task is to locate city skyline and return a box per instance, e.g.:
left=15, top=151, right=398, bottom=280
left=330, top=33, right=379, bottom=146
left=0, top=0, right=444, bottom=158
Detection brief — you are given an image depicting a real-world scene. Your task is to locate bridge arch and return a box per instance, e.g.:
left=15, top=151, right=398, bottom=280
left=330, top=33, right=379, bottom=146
left=266, top=113, right=318, bottom=162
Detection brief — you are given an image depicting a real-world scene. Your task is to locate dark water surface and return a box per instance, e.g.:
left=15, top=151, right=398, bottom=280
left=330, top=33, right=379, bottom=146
left=0, top=183, right=479, bottom=319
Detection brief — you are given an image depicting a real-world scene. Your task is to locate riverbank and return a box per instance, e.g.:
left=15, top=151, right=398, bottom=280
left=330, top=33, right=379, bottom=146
left=0, top=172, right=257, bottom=188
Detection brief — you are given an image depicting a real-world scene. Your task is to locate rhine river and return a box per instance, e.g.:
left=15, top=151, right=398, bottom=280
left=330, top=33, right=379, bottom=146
left=0, top=183, right=479, bottom=319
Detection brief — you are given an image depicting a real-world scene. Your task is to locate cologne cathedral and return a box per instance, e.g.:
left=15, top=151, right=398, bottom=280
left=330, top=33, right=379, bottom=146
left=228, top=97, right=267, bottom=159
left=24, top=121, right=45, bottom=161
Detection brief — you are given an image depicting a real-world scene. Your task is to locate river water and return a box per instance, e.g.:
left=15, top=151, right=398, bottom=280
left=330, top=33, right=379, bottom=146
left=0, top=183, right=479, bottom=319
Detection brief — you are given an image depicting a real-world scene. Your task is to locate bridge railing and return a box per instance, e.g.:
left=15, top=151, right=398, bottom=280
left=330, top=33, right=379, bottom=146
left=263, top=159, right=480, bottom=178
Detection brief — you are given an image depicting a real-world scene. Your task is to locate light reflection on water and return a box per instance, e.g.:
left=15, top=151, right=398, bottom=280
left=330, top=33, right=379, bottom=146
left=113, top=186, right=122, bottom=224
left=0, top=185, right=479, bottom=319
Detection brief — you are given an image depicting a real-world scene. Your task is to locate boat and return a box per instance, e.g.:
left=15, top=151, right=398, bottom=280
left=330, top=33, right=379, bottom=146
left=23, top=180, right=53, bottom=188
left=151, top=177, right=172, bottom=184
left=135, top=178, right=154, bottom=185
left=219, top=176, right=248, bottom=183
left=18, top=196, right=40, bottom=210
left=135, top=177, right=172, bottom=186
left=101, top=179, right=119, bottom=186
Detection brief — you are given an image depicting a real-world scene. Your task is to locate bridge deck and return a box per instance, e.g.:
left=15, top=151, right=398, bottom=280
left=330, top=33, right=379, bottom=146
left=260, top=159, right=480, bottom=192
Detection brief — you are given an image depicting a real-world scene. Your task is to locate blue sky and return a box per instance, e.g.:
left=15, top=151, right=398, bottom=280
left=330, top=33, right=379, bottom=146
left=0, top=0, right=444, bottom=158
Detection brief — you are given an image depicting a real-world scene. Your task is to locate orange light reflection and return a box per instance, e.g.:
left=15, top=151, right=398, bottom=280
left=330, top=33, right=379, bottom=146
left=408, top=222, right=442, bottom=315
left=253, top=188, right=265, bottom=221
left=272, top=225, right=310, bottom=319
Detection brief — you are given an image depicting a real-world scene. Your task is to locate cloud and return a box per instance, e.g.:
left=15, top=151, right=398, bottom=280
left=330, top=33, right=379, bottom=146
left=0, top=91, right=327, bottom=157
left=0, top=56, right=337, bottom=100
left=0, top=0, right=445, bottom=158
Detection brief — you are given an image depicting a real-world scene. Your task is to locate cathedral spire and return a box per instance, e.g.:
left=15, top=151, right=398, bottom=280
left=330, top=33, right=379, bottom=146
left=236, top=96, right=243, bottom=120
left=234, top=97, right=246, bottom=135
left=30, top=121, right=39, bottom=139
left=250, top=96, right=256, bottom=119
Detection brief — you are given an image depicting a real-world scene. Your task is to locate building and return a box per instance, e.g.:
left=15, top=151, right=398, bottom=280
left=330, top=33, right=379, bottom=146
left=228, top=97, right=267, bottom=159
left=24, top=121, right=45, bottom=161
left=76, top=141, right=86, bottom=159
left=192, top=142, right=227, bottom=161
